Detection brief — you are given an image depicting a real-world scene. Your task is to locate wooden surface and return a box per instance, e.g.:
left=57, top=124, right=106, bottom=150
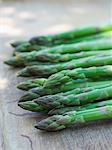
left=0, top=0, right=112, bottom=150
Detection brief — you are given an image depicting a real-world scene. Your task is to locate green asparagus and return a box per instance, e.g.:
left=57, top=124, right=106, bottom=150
left=49, top=99, right=112, bottom=115
left=29, top=39, right=112, bottom=54
left=44, top=65, right=112, bottom=87
left=19, top=84, right=112, bottom=112
left=11, top=41, right=28, bottom=48
left=35, top=106, right=112, bottom=131
left=4, top=24, right=112, bottom=132
left=18, top=86, right=95, bottom=110
left=18, top=85, right=112, bottom=112
left=18, top=101, right=47, bottom=112
left=17, top=54, right=112, bottom=77
left=36, top=86, right=112, bottom=108
left=5, top=50, right=112, bottom=67
left=4, top=57, right=52, bottom=67
left=19, top=80, right=112, bottom=102
left=18, top=87, right=87, bottom=112
left=17, top=78, right=47, bottom=91
left=13, top=30, right=112, bottom=53
left=14, top=42, right=46, bottom=52
left=29, top=24, right=112, bottom=46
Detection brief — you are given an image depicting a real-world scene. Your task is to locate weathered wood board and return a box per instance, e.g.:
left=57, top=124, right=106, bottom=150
left=0, top=0, right=112, bottom=150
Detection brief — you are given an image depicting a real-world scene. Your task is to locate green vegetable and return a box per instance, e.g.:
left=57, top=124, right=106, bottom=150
left=14, top=43, right=46, bottom=52
left=29, top=39, right=112, bottom=54
left=29, top=24, right=112, bottom=46
left=35, top=106, right=112, bottom=131
left=49, top=99, right=112, bottom=115
left=44, top=65, right=112, bottom=87
left=17, top=78, right=47, bottom=91
left=18, top=85, right=112, bottom=114
left=5, top=38, right=112, bottom=67
left=4, top=57, right=52, bottom=67
left=5, top=50, right=112, bottom=67
left=18, top=84, right=112, bottom=112
left=18, top=86, right=99, bottom=111
left=18, top=101, right=47, bottom=112
left=19, top=80, right=112, bottom=102
left=36, top=86, right=112, bottom=108
left=17, top=55, right=112, bottom=77
left=13, top=30, right=112, bottom=52
left=10, top=41, right=28, bottom=48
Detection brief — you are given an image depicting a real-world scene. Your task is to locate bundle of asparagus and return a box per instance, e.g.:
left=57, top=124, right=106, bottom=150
left=5, top=24, right=112, bottom=132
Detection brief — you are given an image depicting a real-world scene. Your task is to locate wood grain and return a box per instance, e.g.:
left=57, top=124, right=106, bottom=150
left=0, top=0, right=112, bottom=150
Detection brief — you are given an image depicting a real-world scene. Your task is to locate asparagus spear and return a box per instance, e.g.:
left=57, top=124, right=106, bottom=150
left=5, top=39, right=112, bottom=67
left=18, top=101, right=47, bottom=112
left=18, top=86, right=95, bottom=111
left=5, top=38, right=112, bottom=67
left=29, top=24, right=112, bottom=46
left=14, top=42, right=46, bottom=52
left=19, top=80, right=112, bottom=102
left=35, top=106, right=112, bottom=131
left=18, top=87, right=87, bottom=112
left=49, top=99, right=112, bottom=115
left=11, top=41, right=28, bottom=48
left=44, top=65, right=112, bottom=87
left=17, top=54, right=112, bottom=77
left=13, top=31, right=112, bottom=53
left=14, top=39, right=112, bottom=56
left=24, top=49, right=112, bottom=63
left=64, top=31, right=112, bottom=44
left=5, top=49, right=112, bottom=67
left=19, top=85, right=112, bottom=113
left=29, top=39, right=112, bottom=54
left=4, top=57, right=52, bottom=67
left=19, top=79, right=86, bottom=102
left=36, top=86, right=112, bottom=108
left=19, top=84, right=112, bottom=112
left=17, top=78, right=47, bottom=91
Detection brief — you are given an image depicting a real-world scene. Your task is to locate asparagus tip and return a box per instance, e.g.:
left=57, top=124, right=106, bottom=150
left=10, top=42, right=15, bottom=47
left=4, top=60, right=13, bottom=66
left=4, top=58, right=23, bottom=67
left=35, top=124, right=46, bottom=131
left=17, top=68, right=29, bottom=77
left=18, top=102, right=24, bottom=108
left=35, top=115, right=65, bottom=131
left=34, top=98, right=50, bottom=109
left=17, top=72, right=22, bottom=77
left=17, top=83, right=27, bottom=90
left=18, top=101, right=31, bottom=110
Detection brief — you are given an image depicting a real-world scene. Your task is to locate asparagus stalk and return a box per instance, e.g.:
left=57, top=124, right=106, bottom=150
left=4, top=57, right=52, bottom=67
left=23, top=50, right=112, bottom=63
left=13, top=30, right=112, bottom=53
left=17, top=78, right=47, bottom=91
left=11, top=41, right=28, bottom=48
left=18, top=84, right=112, bottom=112
left=36, top=86, right=112, bottom=108
left=14, top=42, right=47, bottom=53
left=35, top=106, right=112, bottom=131
left=64, top=31, right=112, bottom=44
left=44, top=65, right=112, bottom=87
left=17, top=54, right=112, bottom=77
left=18, top=85, right=96, bottom=111
left=18, top=88, right=86, bottom=112
left=19, top=80, right=112, bottom=102
left=29, top=39, right=112, bottom=54
left=29, top=24, right=112, bottom=46
left=49, top=99, right=112, bottom=115
left=5, top=49, right=112, bottom=67
left=18, top=101, right=47, bottom=112
left=13, top=39, right=112, bottom=55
